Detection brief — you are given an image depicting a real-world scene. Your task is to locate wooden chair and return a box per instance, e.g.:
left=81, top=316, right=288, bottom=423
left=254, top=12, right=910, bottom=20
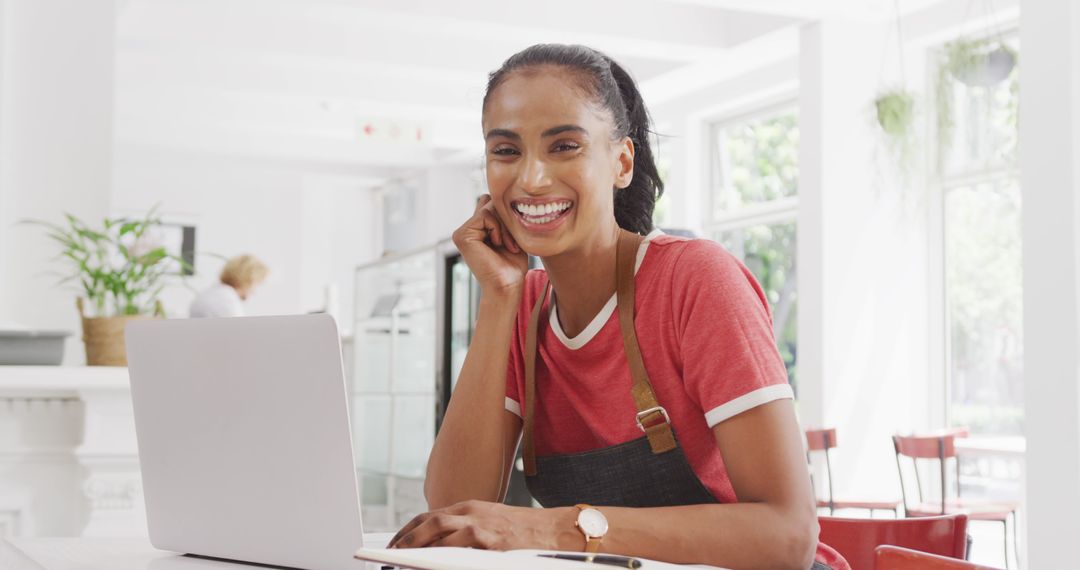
left=892, top=433, right=1018, bottom=569
left=818, top=514, right=968, bottom=570
left=806, top=428, right=901, bottom=516
left=875, top=545, right=1004, bottom=570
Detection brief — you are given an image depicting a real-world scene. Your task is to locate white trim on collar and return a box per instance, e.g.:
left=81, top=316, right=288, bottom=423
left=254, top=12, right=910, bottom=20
left=549, top=229, right=663, bottom=351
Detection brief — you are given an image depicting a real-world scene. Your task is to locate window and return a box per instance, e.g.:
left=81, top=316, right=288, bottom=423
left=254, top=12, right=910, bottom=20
left=937, top=35, right=1022, bottom=435
left=706, top=105, right=799, bottom=390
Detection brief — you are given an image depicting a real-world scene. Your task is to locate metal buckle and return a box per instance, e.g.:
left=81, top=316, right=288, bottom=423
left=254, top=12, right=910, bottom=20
left=635, top=406, right=670, bottom=432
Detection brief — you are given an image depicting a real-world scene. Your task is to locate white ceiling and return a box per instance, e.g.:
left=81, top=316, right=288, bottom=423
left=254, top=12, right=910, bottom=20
left=113, top=0, right=945, bottom=180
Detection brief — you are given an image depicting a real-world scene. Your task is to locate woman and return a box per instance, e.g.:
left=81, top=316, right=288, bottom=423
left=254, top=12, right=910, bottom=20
left=189, top=254, right=269, bottom=318
left=389, top=44, right=847, bottom=570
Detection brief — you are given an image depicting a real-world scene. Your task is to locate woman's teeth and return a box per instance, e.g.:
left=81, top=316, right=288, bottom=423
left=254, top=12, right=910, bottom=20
left=515, top=201, right=572, bottom=224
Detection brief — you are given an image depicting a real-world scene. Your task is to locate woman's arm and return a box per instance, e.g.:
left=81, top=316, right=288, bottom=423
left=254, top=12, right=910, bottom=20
left=424, top=292, right=525, bottom=507
left=398, top=399, right=818, bottom=570
left=587, top=399, right=818, bottom=569
left=424, top=194, right=529, bottom=508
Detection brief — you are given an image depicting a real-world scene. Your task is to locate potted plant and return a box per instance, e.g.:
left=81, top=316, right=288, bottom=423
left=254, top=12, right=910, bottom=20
left=874, top=88, right=918, bottom=177
left=935, top=37, right=1018, bottom=160
left=26, top=207, right=188, bottom=365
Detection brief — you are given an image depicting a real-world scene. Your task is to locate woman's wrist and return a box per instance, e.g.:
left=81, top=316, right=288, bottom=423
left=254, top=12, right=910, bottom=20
left=478, top=285, right=523, bottom=311
left=549, top=506, right=584, bottom=551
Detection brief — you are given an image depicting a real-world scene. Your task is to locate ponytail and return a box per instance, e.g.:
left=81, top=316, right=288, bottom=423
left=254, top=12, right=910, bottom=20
left=605, top=58, right=664, bottom=236
left=483, top=44, right=664, bottom=235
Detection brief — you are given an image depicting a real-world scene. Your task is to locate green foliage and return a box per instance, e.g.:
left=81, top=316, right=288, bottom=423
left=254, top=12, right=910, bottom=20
left=874, top=88, right=919, bottom=179
left=875, top=90, right=915, bottom=137
left=936, top=38, right=1020, bottom=168
left=23, top=206, right=189, bottom=317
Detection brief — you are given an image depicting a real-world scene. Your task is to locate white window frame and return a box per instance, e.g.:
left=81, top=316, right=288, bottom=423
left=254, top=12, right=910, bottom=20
left=703, top=99, right=800, bottom=236
left=925, top=27, right=1021, bottom=431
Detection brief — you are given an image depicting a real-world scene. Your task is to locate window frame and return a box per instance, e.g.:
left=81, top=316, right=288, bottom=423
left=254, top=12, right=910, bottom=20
left=926, top=27, right=1022, bottom=433
left=703, top=99, right=800, bottom=236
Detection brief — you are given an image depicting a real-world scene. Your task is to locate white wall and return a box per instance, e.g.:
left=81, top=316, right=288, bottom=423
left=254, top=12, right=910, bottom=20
left=0, top=0, right=117, bottom=364
left=111, top=145, right=307, bottom=319
left=799, top=18, right=932, bottom=499
left=1020, top=1, right=1080, bottom=566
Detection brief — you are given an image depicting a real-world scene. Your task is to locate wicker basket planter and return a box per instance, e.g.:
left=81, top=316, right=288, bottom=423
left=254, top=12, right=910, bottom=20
left=77, top=298, right=162, bottom=366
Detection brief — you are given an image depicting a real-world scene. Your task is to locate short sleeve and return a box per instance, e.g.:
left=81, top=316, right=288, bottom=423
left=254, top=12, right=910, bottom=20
left=504, top=271, right=545, bottom=419
left=505, top=320, right=523, bottom=417
left=672, top=240, right=794, bottom=427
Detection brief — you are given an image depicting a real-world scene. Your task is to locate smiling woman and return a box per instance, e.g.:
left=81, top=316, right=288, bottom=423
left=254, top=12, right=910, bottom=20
left=398, top=44, right=848, bottom=570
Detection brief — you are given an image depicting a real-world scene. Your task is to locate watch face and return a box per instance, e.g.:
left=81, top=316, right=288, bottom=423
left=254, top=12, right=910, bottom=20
left=578, top=508, right=609, bottom=538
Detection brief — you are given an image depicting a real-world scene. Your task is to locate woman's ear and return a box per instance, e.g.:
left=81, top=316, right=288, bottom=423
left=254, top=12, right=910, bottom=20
left=614, top=136, right=635, bottom=189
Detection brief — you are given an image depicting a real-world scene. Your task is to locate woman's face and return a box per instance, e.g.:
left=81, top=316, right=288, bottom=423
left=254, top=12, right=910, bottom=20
left=482, top=67, right=634, bottom=257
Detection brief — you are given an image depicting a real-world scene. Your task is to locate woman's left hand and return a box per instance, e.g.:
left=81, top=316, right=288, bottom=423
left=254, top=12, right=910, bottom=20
left=387, top=500, right=576, bottom=551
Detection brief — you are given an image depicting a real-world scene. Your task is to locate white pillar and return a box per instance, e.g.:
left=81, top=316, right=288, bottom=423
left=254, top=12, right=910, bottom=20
left=1020, top=2, right=1080, bottom=567
left=798, top=19, right=932, bottom=499
left=0, top=0, right=116, bottom=362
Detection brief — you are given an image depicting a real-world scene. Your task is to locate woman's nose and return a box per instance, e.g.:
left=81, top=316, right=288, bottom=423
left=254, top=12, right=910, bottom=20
left=517, top=157, right=552, bottom=193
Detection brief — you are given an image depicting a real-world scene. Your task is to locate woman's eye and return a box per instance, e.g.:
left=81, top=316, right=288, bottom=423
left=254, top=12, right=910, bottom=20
left=491, top=147, right=519, bottom=156
left=552, top=142, right=580, bottom=152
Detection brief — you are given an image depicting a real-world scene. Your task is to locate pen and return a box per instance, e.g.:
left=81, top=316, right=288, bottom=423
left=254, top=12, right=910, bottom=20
left=537, top=553, right=643, bottom=568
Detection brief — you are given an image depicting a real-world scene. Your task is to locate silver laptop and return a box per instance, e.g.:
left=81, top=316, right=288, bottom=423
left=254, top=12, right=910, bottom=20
left=126, top=314, right=367, bottom=570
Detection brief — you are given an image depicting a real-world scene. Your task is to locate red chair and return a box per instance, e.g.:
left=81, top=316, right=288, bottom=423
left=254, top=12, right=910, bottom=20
left=892, top=434, right=1018, bottom=568
left=806, top=428, right=901, bottom=516
left=875, top=545, right=1004, bottom=570
left=818, top=514, right=968, bottom=570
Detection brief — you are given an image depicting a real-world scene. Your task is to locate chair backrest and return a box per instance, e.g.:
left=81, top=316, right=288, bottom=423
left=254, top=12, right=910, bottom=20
left=875, top=545, right=1002, bottom=570
left=806, top=428, right=838, bottom=451
left=806, top=428, right=838, bottom=508
left=818, top=514, right=968, bottom=570
left=892, top=431, right=966, bottom=514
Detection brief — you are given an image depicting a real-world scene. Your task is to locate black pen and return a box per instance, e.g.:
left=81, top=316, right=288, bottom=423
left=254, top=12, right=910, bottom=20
left=537, top=553, right=643, bottom=568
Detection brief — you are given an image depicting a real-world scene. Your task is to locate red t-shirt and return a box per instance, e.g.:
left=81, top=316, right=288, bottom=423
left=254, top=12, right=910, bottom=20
left=504, top=230, right=847, bottom=569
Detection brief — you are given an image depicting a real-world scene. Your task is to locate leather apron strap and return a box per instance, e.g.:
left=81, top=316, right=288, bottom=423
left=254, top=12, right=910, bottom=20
left=523, top=230, right=677, bottom=477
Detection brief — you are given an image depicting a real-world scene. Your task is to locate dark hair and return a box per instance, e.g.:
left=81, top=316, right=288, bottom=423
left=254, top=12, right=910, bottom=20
left=482, top=44, right=664, bottom=236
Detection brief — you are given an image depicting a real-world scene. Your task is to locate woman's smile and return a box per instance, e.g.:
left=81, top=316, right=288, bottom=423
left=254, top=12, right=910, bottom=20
left=509, top=198, right=575, bottom=232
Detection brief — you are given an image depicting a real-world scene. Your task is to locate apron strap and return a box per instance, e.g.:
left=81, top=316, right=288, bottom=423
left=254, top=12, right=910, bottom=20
left=522, top=229, right=676, bottom=477
left=615, top=230, right=677, bottom=455
left=522, top=280, right=550, bottom=476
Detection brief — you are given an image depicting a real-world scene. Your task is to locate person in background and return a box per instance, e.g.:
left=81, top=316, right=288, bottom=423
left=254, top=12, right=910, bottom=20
left=189, top=254, right=269, bottom=318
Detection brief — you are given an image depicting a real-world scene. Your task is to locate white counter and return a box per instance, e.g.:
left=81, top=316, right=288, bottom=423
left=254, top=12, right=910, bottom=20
left=0, top=366, right=144, bottom=539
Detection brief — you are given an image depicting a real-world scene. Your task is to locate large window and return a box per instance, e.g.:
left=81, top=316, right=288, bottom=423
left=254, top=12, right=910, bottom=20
left=706, top=105, right=799, bottom=390
left=937, top=36, right=1022, bottom=435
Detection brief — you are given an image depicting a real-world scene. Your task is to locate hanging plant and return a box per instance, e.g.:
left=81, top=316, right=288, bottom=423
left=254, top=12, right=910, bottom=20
left=874, top=88, right=918, bottom=178
left=875, top=89, right=916, bottom=138
left=945, top=38, right=1017, bottom=88
left=935, top=37, right=1019, bottom=166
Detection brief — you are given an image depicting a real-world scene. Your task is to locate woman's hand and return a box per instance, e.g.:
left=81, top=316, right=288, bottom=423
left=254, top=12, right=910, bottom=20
left=452, top=195, right=529, bottom=299
left=387, top=500, right=577, bottom=551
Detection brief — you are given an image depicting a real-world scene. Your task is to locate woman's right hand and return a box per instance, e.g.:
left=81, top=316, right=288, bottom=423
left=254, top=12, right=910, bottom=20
left=452, top=194, right=529, bottom=298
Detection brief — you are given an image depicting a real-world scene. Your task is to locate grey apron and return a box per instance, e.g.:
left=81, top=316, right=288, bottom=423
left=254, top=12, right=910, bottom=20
left=520, top=229, right=830, bottom=570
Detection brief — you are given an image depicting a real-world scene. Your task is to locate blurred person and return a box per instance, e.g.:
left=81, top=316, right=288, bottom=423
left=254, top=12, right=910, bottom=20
left=189, top=254, right=269, bottom=318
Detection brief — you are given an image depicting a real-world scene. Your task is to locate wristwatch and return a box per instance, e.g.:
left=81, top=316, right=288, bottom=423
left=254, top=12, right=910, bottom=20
left=574, top=503, right=609, bottom=553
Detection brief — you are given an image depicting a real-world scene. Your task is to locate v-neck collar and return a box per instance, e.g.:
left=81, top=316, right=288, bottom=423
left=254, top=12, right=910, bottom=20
left=549, top=229, right=663, bottom=350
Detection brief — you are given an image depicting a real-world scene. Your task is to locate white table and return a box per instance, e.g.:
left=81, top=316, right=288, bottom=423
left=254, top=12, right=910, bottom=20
left=0, top=534, right=395, bottom=570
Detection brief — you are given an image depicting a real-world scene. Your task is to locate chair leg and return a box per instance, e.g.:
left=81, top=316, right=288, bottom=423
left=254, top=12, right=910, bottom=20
left=1002, top=518, right=1010, bottom=570
left=965, top=533, right=974, bottom=560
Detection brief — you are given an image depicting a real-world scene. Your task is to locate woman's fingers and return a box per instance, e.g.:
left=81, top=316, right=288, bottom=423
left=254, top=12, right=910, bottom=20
left=388, top=512, right=428, bottom=548
left=392, top=513, right=466, bottom=549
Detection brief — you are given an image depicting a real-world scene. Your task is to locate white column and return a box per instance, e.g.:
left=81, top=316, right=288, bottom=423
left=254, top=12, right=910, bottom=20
left=1020, top=2, right=1080, bottom=567
left=798, top=19, right=933, bottom=499
left=0, top=0, right=116, bottom=362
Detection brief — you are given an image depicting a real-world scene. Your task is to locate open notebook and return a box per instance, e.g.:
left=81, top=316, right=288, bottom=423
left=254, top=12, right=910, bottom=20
left=354, top=546, right=725, bottom=570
